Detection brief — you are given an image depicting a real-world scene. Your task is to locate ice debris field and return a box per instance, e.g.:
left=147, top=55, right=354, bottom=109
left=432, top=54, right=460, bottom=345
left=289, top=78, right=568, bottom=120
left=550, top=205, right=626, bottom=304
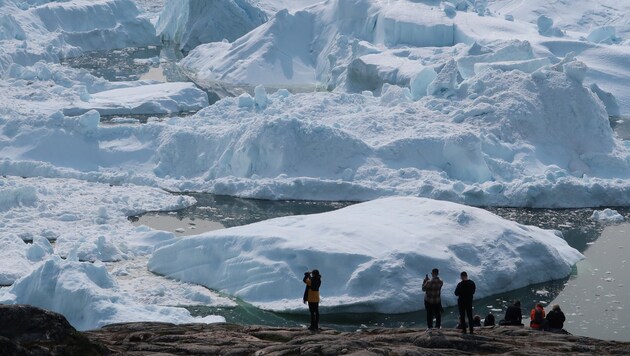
left=0, top=0, right=629, bottom=331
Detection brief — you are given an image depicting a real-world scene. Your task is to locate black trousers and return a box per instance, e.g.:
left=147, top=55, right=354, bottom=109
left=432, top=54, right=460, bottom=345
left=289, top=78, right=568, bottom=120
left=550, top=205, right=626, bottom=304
left=424, top=300, right=441, bottom=328
left=308, top=302, right=319, bottom=329
left=458, top=299, right=474, bottom=332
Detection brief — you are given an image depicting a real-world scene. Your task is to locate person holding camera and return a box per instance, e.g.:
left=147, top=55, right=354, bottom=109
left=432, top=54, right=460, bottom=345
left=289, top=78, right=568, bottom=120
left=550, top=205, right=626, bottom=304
left=303, top=269, right=321, bottom=331
left=422, top=268, right=443, bottom=330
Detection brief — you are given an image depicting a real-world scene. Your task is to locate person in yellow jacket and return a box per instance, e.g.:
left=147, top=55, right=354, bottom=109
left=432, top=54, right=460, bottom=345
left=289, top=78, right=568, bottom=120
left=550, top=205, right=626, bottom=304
left=303, top=269, right=321, bottom=331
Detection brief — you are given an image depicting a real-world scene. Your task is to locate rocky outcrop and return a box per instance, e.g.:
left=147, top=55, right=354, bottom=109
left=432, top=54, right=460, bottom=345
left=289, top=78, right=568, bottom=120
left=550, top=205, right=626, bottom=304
left=2, top=305, right=629, bottom=355
left=0, top=304, right=108, bottom=355
left=86, top=322, right=630, bottom=355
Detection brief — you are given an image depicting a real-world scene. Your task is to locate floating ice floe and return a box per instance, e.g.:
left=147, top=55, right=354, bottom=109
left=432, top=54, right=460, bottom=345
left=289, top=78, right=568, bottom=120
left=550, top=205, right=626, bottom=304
left=590, top=209, right=625, bottom=223
left=148, top=197, right=584, bottom=313
left=63, top=82, right=209, bottom=116
left=0, top=176, right=195, bottom=283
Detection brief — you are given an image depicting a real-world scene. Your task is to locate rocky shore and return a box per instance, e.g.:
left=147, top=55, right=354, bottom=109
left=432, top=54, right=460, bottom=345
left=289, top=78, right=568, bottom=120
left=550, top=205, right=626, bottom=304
left=2, top=305, right=629, bottom=355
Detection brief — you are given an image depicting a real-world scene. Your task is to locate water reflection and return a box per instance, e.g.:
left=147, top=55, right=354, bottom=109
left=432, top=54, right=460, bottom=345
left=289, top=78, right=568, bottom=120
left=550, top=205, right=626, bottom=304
left=62, top=45, right=221, bottom=106
left=132, top=193, right=354, bottom=233
left=61, top=45, right=189, bottom=83
left=134, top=193, right=630, bottom=340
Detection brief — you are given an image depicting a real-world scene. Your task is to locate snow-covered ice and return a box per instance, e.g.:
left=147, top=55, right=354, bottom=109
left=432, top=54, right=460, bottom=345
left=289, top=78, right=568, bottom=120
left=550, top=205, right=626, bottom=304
left=176, top=0, right=630, bottom=115
left=3, top=61, right=630, bottom=207
left=0, top=256, right=225, bottom=331
left=0, top=176, right=232, bottom=329
left=0, top=176, right=195, bottom=280
left=148, top=197, right=584, bottom=313
left=63, top=82, right=209, bottom=116
left=0, top=0, right=159, bottom=73
left=590, top=209, right=625, bottom=223
left=156, top=0, right=268, bottom=52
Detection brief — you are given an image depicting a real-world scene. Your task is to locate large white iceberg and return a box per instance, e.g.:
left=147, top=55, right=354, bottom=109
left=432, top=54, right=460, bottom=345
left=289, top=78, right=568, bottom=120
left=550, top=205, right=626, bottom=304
left=176, top=0, right=630, bottom=114
left=0, top=256, right=225, bottom=331
left=148, top=197, right=584, bottom=313
left=156, top=0, right=268, bottom=51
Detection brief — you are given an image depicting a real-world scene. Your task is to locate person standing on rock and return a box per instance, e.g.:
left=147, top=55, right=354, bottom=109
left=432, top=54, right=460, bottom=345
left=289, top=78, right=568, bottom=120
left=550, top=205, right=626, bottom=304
left=303, top=269, right=321, bottom=331
left=455, top=271, right=476, bottom=334
left=422, top=268, right=444, bottom=330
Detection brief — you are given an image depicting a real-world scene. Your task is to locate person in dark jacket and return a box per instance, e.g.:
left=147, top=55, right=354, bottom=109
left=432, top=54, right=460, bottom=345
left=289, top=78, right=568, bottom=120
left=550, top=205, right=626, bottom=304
left=546, top=304, right=566, bottom=332
left=422, top=268, right=444, bottom=330
left=499, top=300, right=523, bottom=326
left=484, top=313, right=495, bottom=326
left=454, top=271, right=476, bottom=334
left=303, top=269, right=321, bottom=331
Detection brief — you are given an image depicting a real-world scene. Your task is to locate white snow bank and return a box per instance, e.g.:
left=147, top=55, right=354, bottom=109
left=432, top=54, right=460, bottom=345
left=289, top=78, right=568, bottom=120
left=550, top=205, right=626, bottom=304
left=0, top=256, right=225, bottom=330
left=148, top=197, right=583, bottom=313
left=156, top=0, right=267, bottom=51
left=590, top=209, right=624, bottom=223
left=0, top=0, right=159, bottom=74
left=63, top=82, right=209, bottom=116
left=587, top=26, right=620, bottom=45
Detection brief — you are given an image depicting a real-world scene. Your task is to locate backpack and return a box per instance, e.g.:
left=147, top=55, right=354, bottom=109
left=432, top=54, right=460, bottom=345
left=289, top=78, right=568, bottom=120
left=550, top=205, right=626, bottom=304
left=533, top=308, right=544, bottom=324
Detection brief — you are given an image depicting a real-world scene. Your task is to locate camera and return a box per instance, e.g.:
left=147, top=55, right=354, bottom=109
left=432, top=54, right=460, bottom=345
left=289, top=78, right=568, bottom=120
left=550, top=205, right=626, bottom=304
left=304, top=271, right=311, bottom=276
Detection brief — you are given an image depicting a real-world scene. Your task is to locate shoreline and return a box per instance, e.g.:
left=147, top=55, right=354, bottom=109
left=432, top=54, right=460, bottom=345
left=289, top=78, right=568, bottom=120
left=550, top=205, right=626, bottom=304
left=2, top=304, right=630, bottom=355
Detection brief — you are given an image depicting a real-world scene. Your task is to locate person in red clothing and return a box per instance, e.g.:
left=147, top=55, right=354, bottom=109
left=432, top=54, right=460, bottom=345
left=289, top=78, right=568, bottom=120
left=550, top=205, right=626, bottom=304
left=529, top=303, right=547, bottom=330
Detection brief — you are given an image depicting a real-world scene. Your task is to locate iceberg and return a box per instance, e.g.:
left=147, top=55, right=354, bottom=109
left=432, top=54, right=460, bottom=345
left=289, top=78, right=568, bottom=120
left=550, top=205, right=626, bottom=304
left=590, top=208, right=624, bottom=223
left=156, top=0, right=268, bottom=51
left=178, top=0, right=457, bottom=93
left=2, top=58, right=630, bottom=207
left=0, top=0, right=159, bottom=74
left=0, top=256, right=225, bottom=331
left=148, top=197, right=584, bottom=313
left=63, top=82, right=209, bottom=116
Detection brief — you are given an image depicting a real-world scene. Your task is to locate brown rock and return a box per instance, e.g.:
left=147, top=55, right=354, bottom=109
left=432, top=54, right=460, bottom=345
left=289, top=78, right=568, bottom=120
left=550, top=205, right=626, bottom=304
left=85, top=323, right=630, bottom=355
left=0, top=304, right=108, bottom=355
left=2, top=305, right=629, bottom=355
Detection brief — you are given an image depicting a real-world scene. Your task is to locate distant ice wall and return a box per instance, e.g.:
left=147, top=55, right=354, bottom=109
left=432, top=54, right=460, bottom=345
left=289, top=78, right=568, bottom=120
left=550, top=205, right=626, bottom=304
left=0, top=0, right=159, bottom=74
left=156, top=0, right=268, bottom=51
